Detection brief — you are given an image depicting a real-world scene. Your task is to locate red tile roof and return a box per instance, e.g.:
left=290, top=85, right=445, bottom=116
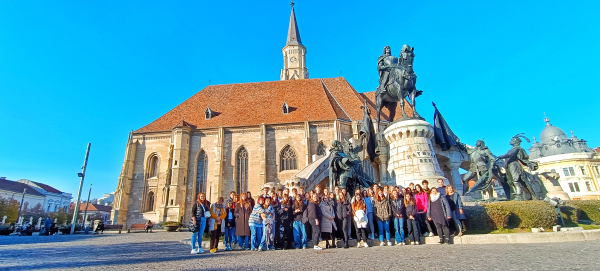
left=71, top=203, right=112, bottom=212
left=136, top=77, right=412, bottom=133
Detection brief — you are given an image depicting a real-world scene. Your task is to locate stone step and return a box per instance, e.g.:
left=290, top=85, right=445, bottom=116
left=182, top=236, right=446, bottom=250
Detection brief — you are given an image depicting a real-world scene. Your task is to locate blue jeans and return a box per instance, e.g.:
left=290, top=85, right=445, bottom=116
left=393, top=217, right=405, bottom=243
left=190, top=217, right=206, bottom=250
left=292, top=221, right=307, bottom=248
left=367, top=212, right=375, bottom=238
left=260, top=223, right=275, bottom=250
left=250, top=225, right=263, bottom=250
left=377, top=219, right=391, bottom=242
left=224, top=227, right=235, bottom=247
left=237, top=235, right=250, bottom=249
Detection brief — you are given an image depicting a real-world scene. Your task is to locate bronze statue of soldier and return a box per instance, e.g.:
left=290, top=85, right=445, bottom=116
left=496, top=134, right=540, bottom=200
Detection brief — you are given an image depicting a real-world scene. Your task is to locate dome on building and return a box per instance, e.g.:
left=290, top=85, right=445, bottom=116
left=529, top=115, right=592, bottom=159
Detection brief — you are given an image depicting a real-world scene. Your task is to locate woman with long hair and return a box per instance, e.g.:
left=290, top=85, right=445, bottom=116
left=319, top=194, right=337, bottom=249
left=336, top=191, right=351, bottom=249
left=404, top=193, right=420, bottom=245
left=209, top=197, right=226, bottom=253
left=191, top=193, right=210, bottom=254
left=373, top=188, right=393, bottom=246
left=446, top=185, right=465, bottom=236
left=427, top=187, right=452, bottom=244
left=278, top=194, right=294, bottom=249
left=246, top=191, right=255, bottom=208
left=234, top=193, right=252, bottom=250
left=352, top=192, right=369, bottom=248
left=414, top=184, right=434, bottom=236
left=248, top=197, right=265, bottom=251
left=292, top=194, right=307, bottom=249
left=390, top=189, right=405, bottom=245
left=307, top=193, right=323, bottom=250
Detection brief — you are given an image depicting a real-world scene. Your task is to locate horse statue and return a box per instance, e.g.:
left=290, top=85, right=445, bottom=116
left=375, top=44, right=423, bottom=131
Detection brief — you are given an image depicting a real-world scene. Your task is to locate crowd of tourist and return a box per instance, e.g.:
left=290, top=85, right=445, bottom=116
left=189, top=179, right=465, bottom=254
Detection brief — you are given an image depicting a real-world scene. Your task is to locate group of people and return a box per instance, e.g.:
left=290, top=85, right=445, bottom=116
left=189, top=179, right=465, bottom=254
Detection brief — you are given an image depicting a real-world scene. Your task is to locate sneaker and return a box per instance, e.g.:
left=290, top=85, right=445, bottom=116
left=364, top=242, right=369, bottom=248
left=411, top=241, right=415, bottom=245
left=257, top=248, right=263, bottom=252
left=357, top=242, right=362, bottom=248
left=429, top=232, right=435, bottom=237
left=457, top=231, right=463, bottom=237
left=379, top=242, right=385, bottom=246
left=387, top=241, right=392, bottom=246
left=422, top=232, right=429, bottom=237
left=209, top=248, right=216, bottom=253
left=314, top=246, right=323, bottom=250
left=415, top=241, right=419, bottom=245
left=191, top=249, right=199, bottom=254
left=302, top=246, right=307, bottom=249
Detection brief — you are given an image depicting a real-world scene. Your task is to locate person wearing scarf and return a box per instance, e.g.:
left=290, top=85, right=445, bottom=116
left=426, top=188, right=452, bottom=244
left=209, top=197, right=226, bottom=253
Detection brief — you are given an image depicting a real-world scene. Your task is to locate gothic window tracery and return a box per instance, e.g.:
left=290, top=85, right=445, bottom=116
left=237, top=147, right=248, bottom=194
left=196, top=151, right=208, bottom=196
left=147, top=191, right=155, bottom=212
left=280, top=146, right=298, bottom=171
left=317, top=142, right=326, bottom=156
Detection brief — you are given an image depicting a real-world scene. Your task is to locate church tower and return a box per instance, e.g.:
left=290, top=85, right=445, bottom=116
left=281, top=2, right=308, bottom=80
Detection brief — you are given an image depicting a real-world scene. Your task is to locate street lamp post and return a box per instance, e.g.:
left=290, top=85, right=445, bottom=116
left=81, top=184, right=92, bottom=231
left=16, top=188, right=27, bottom=224
left=70, top=143, right=91, bottom=235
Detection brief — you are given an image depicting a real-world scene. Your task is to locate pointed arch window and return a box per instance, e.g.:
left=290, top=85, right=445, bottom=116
left=147, top=191, right=155, bottom=212
left=149, top=155, right=159, bottom=178
left=236, top=147, right=248, bottom=195
left=196, top=151, right=208, bottom=195
left=317, top=142, right=326, bottom=156
left=280, top=146, right=298, bottom=171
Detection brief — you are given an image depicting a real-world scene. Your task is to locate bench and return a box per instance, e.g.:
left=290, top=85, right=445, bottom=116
left=103, top=224, right=123, bottom=234
left=128, top=223, right=150, bottom=233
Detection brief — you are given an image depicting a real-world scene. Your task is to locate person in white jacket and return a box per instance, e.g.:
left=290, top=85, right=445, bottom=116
left=352, top=193, right=369, bottom=248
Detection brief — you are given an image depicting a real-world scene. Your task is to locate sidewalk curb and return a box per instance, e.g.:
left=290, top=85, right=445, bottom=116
left=180, top=229, right=600, bottom=249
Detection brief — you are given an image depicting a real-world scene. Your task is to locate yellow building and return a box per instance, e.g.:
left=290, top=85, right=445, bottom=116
left=529, top=116, right=600, bottom=200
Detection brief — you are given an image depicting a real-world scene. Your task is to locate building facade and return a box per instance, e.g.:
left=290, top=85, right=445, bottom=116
left=0, top=177, right=72, bottom=212
left=530, top=116, right=600, bottom=200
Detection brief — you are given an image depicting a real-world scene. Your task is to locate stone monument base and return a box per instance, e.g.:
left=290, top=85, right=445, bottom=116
left=383, top=118, right=447, bottom=188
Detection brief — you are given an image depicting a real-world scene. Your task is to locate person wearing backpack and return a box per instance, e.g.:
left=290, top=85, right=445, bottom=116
left=191, top=192, right=210, bottom=254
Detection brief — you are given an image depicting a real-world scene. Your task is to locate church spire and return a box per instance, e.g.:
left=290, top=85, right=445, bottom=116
left=280, top=0, right=308, bottom=80
left=287, top=1, right=302, bottom=46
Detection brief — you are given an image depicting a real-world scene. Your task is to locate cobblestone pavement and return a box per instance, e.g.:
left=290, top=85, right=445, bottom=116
left=1, top=232, right=599, bottom=270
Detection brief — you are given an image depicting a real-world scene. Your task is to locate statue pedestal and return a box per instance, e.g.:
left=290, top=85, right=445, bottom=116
left=383, top=119, right=447, bottom=187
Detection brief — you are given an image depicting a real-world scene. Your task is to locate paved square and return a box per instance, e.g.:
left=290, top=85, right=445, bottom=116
left=1, top=232, right=598, bottom=270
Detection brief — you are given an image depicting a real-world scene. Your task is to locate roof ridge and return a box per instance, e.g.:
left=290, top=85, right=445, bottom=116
left=320, top=79, right=351, bottom=121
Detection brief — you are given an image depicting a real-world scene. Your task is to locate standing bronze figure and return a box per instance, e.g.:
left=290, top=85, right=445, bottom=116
left=375, top=45, right=423, bottom=131
left=496, top=134, right=540, bottom=200
left=462, top=140, right=510, bottom=199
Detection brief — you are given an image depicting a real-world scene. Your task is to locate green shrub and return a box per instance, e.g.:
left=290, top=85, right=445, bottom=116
left=161, top=221, right=180, bottom=226
left=463, top=201, right=558, bottom=231
left=559, top=200, right=600, bottom=224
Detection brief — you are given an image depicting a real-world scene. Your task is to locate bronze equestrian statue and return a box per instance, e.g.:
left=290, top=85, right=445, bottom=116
left=375, top=45, right=423, bottom=131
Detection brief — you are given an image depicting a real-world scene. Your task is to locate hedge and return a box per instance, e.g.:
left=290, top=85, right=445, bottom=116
left=559, top=200, right=600, bottom=225
left=463, top=200, right=600, bottom=231
left=464, top=201, right=557, bottom=231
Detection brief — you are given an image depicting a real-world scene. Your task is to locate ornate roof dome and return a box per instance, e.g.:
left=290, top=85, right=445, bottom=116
left=529, top=115, right=583, bottom=159
left=539, top=117, right=569, bottom=145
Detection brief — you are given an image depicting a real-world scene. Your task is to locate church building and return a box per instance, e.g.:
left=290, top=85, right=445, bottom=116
left=110, top=4, right=402, bottom=225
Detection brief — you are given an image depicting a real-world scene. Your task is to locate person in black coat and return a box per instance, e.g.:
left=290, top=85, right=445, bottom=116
left=427, top=187, right=452, bottom=244
left=307, top=193, right=323, bottom=250
left=404, top=193, right=420, bottom=245
left=336, top=192, right=352, bottom=248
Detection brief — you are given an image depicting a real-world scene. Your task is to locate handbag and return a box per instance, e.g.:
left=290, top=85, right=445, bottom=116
left=204, top=211, right=211, bottom=218
left=188, top=218, right=196, bottom=232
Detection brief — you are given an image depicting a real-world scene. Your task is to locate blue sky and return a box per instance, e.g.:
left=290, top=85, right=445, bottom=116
left=1, top=0, right=598, bottom=200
